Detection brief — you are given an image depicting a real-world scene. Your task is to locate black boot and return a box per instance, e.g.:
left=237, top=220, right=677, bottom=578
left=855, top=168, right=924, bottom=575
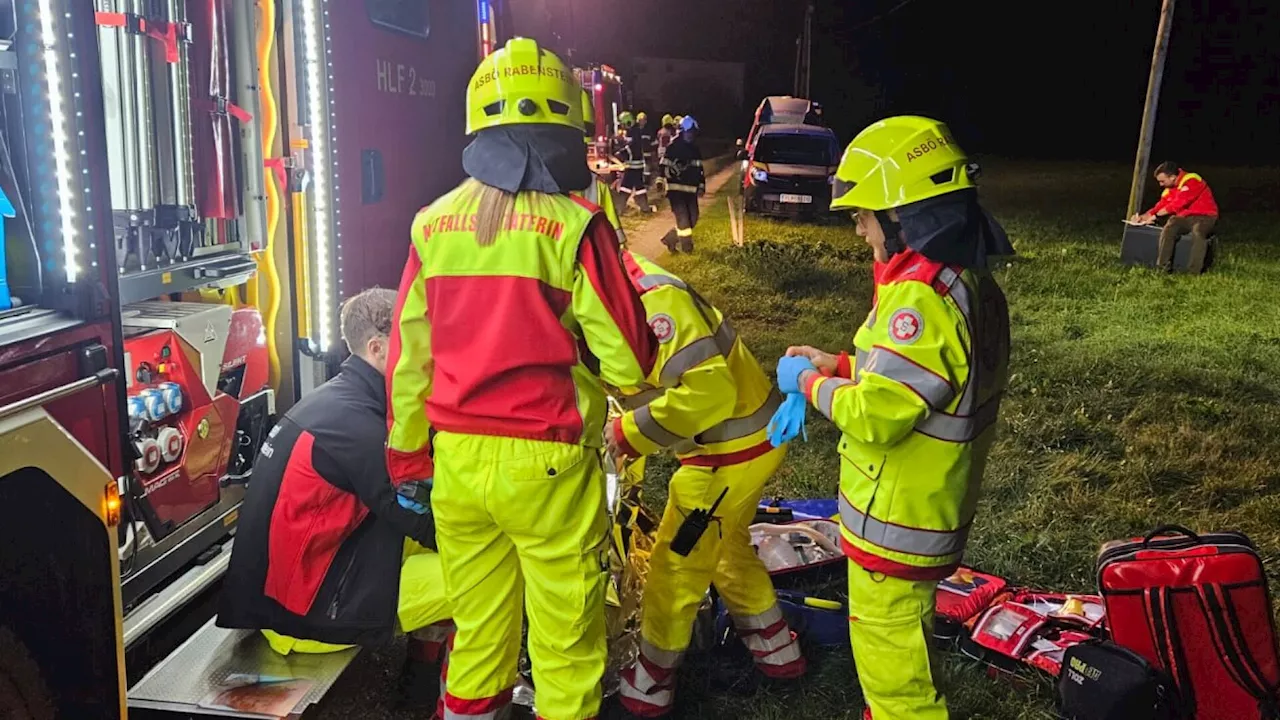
left=661, top=229, right=681, bottom=253
left=392, top=640, right=441, bottom=711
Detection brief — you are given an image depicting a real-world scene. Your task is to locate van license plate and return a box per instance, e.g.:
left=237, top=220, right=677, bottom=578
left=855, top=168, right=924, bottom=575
left=780, top=194, right=812, bottom=204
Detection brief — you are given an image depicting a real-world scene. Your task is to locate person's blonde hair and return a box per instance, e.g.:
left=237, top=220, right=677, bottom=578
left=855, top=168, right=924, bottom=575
left=461, top=178, right=561, bottom=246
left=461, top=178, right=516, bottom=246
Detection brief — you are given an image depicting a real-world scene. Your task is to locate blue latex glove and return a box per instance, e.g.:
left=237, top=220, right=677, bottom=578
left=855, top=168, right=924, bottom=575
left=767, top=393, right=809, bottom=447
left=776, top=355, right=817, bottom=395
left=396, top=479, right=433, bottom=515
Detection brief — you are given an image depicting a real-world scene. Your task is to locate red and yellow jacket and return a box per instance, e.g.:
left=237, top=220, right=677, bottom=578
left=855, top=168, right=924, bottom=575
left=1147, top=170, right=1219, bottom=218
left=611, top=252, right=780, bottom=467
left=386, top=182, right=657, bottom=484
left=799, top=249, right=1009, bottom=580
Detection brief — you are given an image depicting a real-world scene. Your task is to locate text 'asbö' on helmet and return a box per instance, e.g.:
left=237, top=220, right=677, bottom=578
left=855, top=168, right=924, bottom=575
left=830, top=116, right=975, bottom=212
left=466, top=38, right=582, bottom=134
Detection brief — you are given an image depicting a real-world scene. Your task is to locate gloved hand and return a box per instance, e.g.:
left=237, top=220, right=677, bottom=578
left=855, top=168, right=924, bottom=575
left=767, top=393, right=809, bottom=447
left=776, top=355, right=817, bottom=395
left=396, top=479, right=433, bottom=515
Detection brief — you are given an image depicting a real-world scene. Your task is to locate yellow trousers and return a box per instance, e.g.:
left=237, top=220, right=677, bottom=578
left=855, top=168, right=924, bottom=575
left=622, top=447, right=802, bottom=716
left=263, top=540, right=451, bottom=656
left=433, top=433, right=610, bottom=720
left=848, top=565, right=948, bottom=720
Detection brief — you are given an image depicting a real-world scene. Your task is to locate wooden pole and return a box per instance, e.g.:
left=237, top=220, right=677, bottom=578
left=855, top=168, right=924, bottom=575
left=803, top=3, right=814, bottom=98
left=1127, top=0, right=1177, bottom=218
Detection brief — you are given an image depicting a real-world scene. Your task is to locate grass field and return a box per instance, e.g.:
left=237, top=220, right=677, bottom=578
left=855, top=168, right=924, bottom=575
left=636, top=161, right=1280, bottom=719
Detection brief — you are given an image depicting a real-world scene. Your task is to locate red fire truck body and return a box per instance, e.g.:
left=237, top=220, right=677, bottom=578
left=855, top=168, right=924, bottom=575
left=0, top=1, right=504, bottom=717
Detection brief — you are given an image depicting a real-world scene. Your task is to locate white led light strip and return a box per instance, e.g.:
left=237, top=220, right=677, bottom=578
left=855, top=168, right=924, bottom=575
left=301, top=0, right=334, bottom=351
left=37, top=1, right=79, bottom=283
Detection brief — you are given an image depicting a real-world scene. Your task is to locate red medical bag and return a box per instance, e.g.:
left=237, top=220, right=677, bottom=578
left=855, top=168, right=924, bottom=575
left=934, top=567, right=1010, bottom=644
left=1097, top=525, right=1280, bottom=719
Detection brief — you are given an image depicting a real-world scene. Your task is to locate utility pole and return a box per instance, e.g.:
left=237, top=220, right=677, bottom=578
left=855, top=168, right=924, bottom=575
left=802, top=2, right=814, bottom=98
left=1127, top=0, right=1177, bottom=218
left=793, top=37, right=803, bottom=96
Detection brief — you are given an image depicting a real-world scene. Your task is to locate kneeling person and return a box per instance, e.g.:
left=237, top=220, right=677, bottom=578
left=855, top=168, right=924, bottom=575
left=611, top=251, right=805, bottom=717
left=220, top=289, right=450, bottom=703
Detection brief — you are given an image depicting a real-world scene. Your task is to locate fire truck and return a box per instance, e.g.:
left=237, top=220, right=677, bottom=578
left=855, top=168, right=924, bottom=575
left=0, top=1, right=505, bottom=717
left=575, top=63, right=624, bottom=173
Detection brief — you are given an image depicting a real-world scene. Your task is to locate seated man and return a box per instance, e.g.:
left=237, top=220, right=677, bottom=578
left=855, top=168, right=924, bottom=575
left=219, top=288, right=448, bottom=707
left=1130, top=160, right=1219, bottom=273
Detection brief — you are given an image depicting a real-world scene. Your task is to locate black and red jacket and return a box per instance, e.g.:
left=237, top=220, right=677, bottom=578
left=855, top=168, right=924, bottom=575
left=219, top=356, right=435, bottom=645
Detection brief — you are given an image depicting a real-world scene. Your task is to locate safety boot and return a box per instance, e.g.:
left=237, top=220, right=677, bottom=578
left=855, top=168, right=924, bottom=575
left=392, top=637, right=441, bottom=711
left=660, top=229, right=681, bottom=254
left=678, top=237, right=693, bottom=253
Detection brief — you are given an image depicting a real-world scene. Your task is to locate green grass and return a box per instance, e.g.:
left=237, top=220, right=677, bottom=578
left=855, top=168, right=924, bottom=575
left=642, top=161, right=1280, bottom=719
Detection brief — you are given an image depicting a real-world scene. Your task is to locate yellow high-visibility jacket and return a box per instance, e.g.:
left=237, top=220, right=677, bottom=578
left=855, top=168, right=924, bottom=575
left=799, top=250, right=1009, bottom=579
left=612, top=252, right=780, bottom=466
left=577, top=179, right=625, bottom=243
left=386, top=182, right=656, bottom=484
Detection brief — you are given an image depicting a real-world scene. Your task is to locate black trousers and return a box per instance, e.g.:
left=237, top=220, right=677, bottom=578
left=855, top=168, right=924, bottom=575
left=669, top=191, right=699, bottom=233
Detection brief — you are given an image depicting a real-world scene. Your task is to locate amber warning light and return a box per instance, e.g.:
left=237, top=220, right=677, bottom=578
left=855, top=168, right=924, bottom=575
left=105, top=480, right=123, bottom=527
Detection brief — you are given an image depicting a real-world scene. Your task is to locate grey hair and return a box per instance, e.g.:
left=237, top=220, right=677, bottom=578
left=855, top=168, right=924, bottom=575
left=340, top=287, right=397, bottom=355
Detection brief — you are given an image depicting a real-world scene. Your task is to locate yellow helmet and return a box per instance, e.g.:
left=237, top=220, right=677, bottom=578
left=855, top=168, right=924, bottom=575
left=673, top=115, right=684, bottom=128
left=830, top=116, right=975, bottom=212
left=661, top=113, right=674, bottom=127
left=466, top=38, right=582, bottom=134
left=619, top=111, right=635, bottom=127
left=636, top=111, right=647, bottom=124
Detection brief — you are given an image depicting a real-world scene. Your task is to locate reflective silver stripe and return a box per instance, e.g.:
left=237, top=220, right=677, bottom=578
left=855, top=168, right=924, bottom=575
left=862, top=347, right=955, bottom=410
left=732, top=605, right=784, bottom=631
left=582, top=182, right=599, bottom=204
left=639, top=637, right=684, bottom=669
left=698, top=390, right=782, bottom=443
left=637, top=273, right=686, bottom=291
left=627, top=161, right=645, bottom=168
left=865, top=305, right=877, bottom=329
left=814, top=376, right=855, bottom=421
left=668, top=183, right=700, bottom=193
left=659, top=336, right=721, bottom=387
left=619, top=676, right=674, bottom=709
left=839, top=493, right=969, bottom=557
left=689, top=159, right=703, bottom=167
left=713, top=318, right=738, bottom=355
left=853, top=349, right=868, bottom=378
left=618, top=639, right=680, bottom=711
left=620, top=386, right=664, bottom=410
left=908, top=266, right=1005, bottom=442
left=634, top=405, right=686, bottom=447
left=740, top=623, right=794, bottom=653
left=758, top=639, right=803, bottom=666
left=915, top=395, right=1001, bottom=442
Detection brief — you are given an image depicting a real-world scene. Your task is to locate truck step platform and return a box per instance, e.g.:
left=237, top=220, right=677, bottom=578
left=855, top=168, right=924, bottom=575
left=128, top=617, right=359, bottom=718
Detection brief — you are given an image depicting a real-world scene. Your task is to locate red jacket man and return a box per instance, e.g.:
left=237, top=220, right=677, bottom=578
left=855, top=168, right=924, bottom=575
left=1131, top=160, right=1219, bottom=273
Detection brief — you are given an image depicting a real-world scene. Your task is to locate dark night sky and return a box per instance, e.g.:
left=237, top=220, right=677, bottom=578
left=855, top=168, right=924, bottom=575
left=519, top=0, right=1280, bottom=164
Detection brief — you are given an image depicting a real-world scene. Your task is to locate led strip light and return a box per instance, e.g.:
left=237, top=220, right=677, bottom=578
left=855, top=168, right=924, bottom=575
left=37, top=2, right=80, bottom=282
left=301, top=0, right=336, bottom=351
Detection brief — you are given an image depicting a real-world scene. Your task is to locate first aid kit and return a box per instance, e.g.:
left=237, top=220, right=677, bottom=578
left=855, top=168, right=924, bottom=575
left=960, top=590, right=1106, bottom=677
left=1097, top=525, right=1280, bottom=720
left=934, top=567, right=1010, bottom=644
